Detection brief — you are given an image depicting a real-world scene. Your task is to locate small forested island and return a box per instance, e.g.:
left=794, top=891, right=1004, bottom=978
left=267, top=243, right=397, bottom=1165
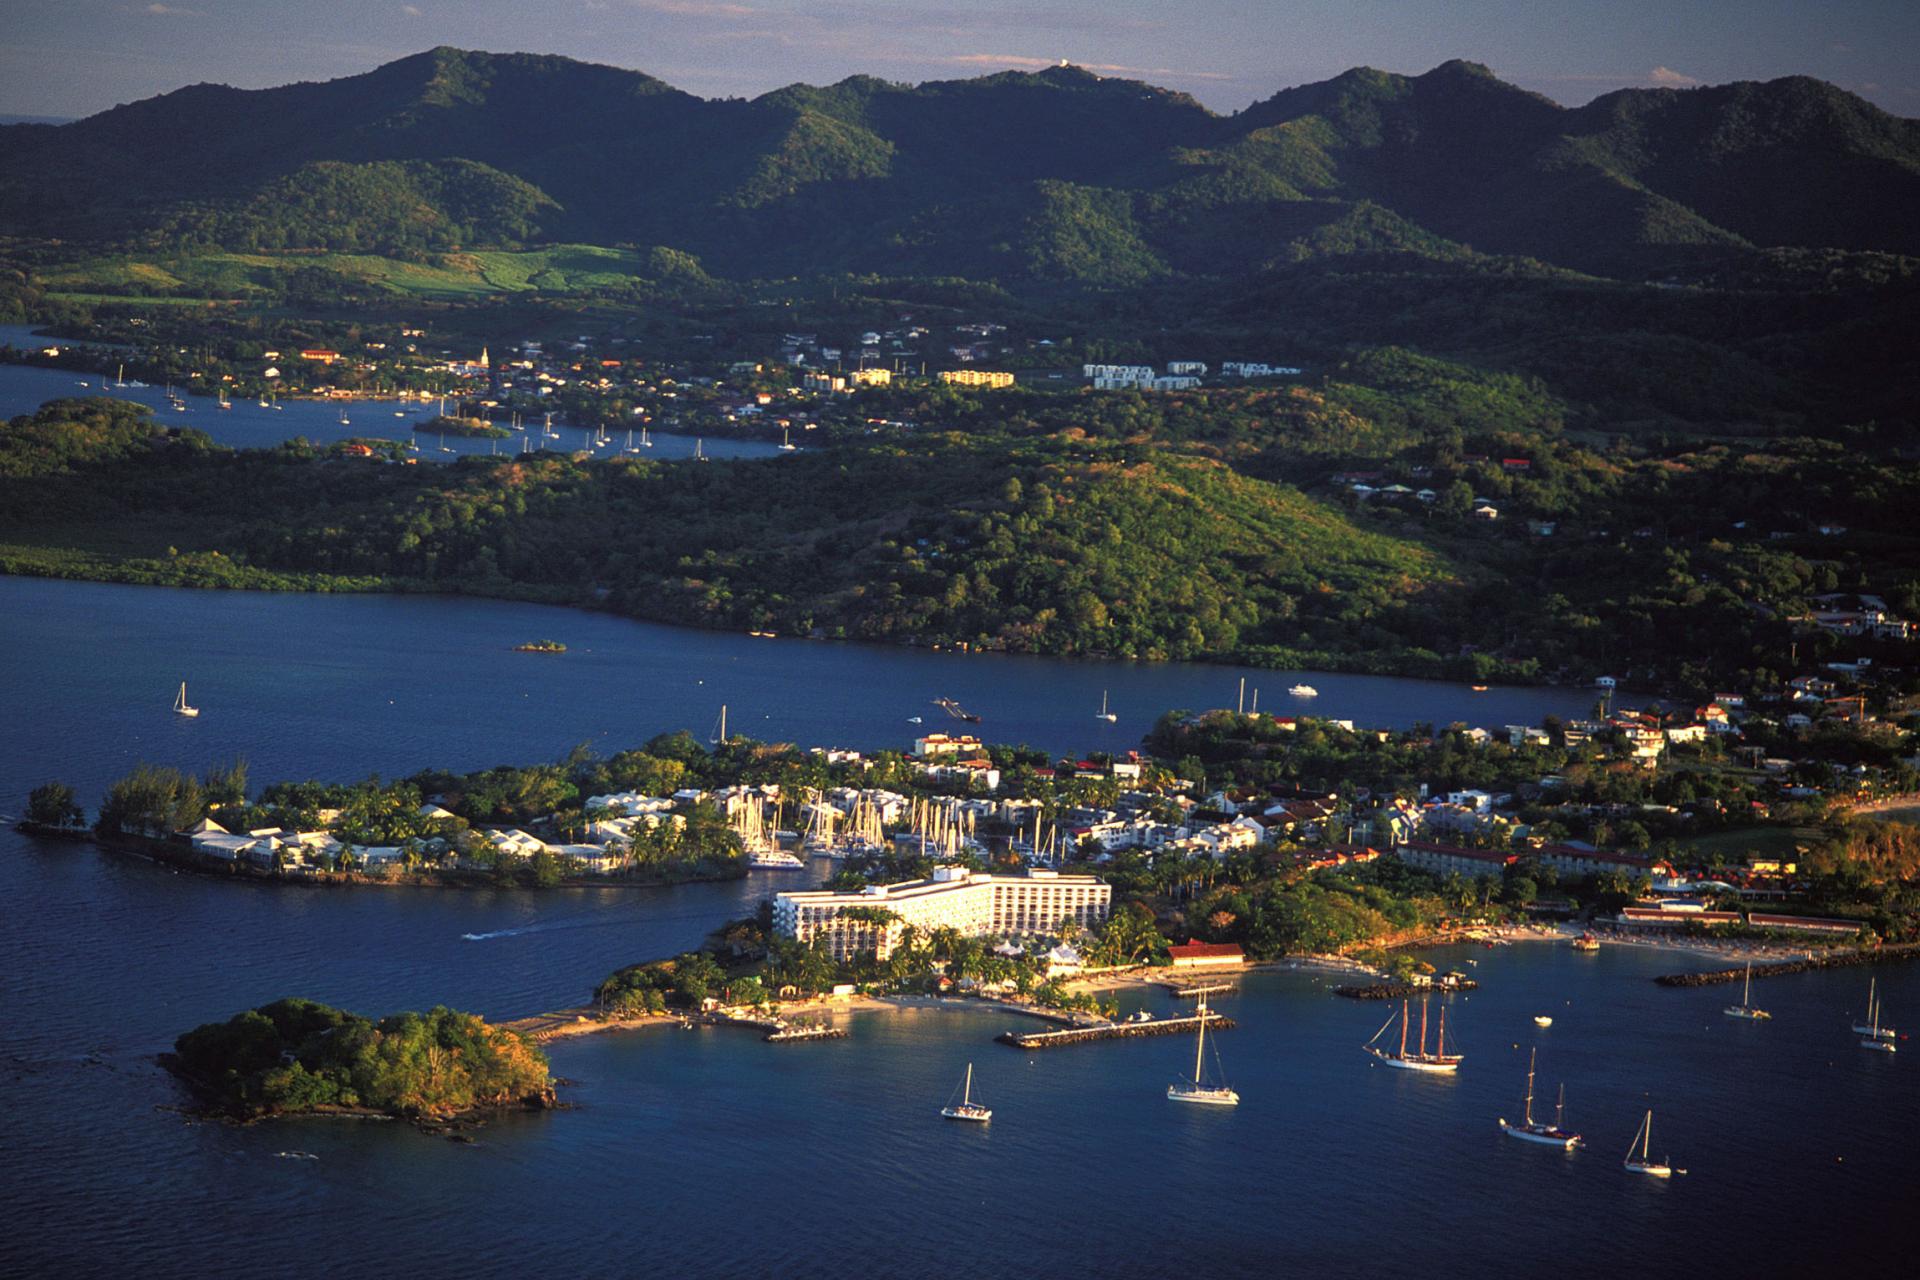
left=514, top=639, right=567, bottom=652
left=419, top=414, right=511, bottom=439
left=166, top=998, right=553, bottom=1121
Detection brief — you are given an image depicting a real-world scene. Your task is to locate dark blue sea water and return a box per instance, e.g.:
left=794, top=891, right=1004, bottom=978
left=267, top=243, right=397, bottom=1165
left=0, top=345, right=782, bottom=462
left=0, top=576, right=1597, bottom=800
left=2, top=519, right=1913, bottom=1277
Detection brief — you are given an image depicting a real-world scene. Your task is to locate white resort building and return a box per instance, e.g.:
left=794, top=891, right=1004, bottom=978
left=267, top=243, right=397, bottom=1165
left=773, top=868, right=1112, bottom=962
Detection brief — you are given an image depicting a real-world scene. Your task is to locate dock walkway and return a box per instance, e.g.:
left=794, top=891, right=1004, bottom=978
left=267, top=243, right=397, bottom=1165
left=996, top=1013, right=1235, bottom=1050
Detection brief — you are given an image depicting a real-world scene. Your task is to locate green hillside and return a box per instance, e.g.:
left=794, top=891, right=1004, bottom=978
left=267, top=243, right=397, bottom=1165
left=4, top=49, right=1916, bottom=283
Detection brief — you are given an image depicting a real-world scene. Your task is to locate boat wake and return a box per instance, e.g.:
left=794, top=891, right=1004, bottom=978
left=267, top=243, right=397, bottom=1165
left=461, top=905, right=724, bottom=942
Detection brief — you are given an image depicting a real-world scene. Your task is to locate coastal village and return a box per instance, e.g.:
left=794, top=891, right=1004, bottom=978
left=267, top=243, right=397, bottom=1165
left=51, top=649, right=1920, bottom=996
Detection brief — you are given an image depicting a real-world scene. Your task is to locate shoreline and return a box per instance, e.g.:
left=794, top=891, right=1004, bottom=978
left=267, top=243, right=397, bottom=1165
left=45, top=827, right=747, bottom=894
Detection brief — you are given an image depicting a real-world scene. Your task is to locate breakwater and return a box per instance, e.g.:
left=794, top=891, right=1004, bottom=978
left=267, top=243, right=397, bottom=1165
left=1334, top=978, right=1478, bottom=1000
left=996, top=1013, right=1235, bottom=1050
left=1654, top=943, right=1920, bottom=987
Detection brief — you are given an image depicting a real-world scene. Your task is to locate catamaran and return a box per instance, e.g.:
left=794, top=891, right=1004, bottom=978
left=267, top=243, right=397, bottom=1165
left=1498, top=1049, right=1581, bottom=1148
left=1096, top=690, right=1116, bottom=722
left=942, top=1063, right=992, bottom=1122
left=1860, top=984, right=1897, bottom=1053
left=1623, top=1109, right=1682, bottom=1177
left=172, top=681, right=199, bottom=718
left=1168, top=999, right=1239, bottom=1106
left=1364, top=996, right=1463, bottom=1073
left=1853, top=977, right=1897, bottom=1042
left=1724, top=960, right=1771, bottom=1020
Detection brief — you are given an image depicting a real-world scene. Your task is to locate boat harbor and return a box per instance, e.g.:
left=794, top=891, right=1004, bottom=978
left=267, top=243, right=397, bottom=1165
left=996, top=1011, right=1236, bottom=1051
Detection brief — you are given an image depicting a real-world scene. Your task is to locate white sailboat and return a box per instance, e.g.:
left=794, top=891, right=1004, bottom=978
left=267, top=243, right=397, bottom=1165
left=625, top=429, right=643, bottom=455
left=1623, top=1109, right=1682, bottom=1177
left=642, top=426, right=652, bottom=448
left=941, top=1063, right=992, bottom=1122
left=1498, top=1049, right=1581, bottom=1148
left=438, top=433, right=453, bottom=454
left=1364, top=997, right=1463, bottom=1073
left=710, top=704, right=728, bottom=746
left=1860, top=984, right=1897, bottom=1053
left=172, top=681, right=199, bottom=718
left=1723, top=960, right=1771, bottom=1020
left=694, top=438, right=708, bottom=462
left=779, top=425, right=796, bottom=451
left=1852, top=976, right=1897, bottom=1041
left=1168, top=999, right=1239, bottom=1105
left=1095, top=690, right=1116, bottom=722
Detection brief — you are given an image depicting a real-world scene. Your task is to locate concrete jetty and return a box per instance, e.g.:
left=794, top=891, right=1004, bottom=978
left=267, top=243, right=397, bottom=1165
left=995, top=1012, right=1235, bottom=1050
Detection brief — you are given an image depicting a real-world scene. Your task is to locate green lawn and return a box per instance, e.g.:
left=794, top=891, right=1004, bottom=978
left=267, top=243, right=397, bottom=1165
left=35, top=245, right=661, bottom=303
left=1679, top=825, right=1822, bottom=863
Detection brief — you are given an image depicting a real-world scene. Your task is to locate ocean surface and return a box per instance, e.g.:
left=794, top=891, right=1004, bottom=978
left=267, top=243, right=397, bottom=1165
left=0, top=575, right=1598, bottom=801
left=2, top=425, right=1913, bottom=1275
left=0, top=333, right=783, bottom=462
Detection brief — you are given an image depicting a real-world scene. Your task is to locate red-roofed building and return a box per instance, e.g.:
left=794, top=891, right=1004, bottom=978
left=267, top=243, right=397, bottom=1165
left=1746, top=913, right=1864, bottom=935
left=1617, top=906, right=1740, bottom=928
left=1393, top=840, right=1519, bottom=880
left=1168, top=942, right=1245, bottom=969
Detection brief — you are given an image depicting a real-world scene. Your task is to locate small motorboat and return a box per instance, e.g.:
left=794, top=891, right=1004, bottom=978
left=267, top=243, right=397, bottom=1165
left=1533, top=1015, right=1554, bottom=1028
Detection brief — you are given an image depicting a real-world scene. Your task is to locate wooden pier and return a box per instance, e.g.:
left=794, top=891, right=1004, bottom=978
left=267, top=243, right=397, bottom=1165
left=996, top=1013, right=1235, bottom=1050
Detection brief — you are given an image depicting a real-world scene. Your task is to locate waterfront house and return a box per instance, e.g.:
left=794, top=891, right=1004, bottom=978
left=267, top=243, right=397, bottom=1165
left=1167, top=942, right=1245, bottom=968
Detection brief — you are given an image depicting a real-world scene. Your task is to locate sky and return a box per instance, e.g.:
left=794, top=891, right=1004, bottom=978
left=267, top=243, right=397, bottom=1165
left=2, top=0, right=1916, bottom=120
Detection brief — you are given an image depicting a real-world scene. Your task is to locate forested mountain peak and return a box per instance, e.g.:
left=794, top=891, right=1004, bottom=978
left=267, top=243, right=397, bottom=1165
left=1, top=49, right=1913, bottom=280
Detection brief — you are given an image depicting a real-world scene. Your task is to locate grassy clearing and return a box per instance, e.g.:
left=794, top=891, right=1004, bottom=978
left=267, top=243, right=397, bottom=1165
left=1680, top=825, right=1823, bottom=862
left=34, top=245, right=658, bottom=302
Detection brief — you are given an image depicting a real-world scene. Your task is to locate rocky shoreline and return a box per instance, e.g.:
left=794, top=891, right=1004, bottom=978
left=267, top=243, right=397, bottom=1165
left=1653, top=942, right=1920, bottom=987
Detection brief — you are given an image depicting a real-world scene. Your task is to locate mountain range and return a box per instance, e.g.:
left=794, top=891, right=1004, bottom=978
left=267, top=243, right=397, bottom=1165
left=4, top=48, right=1917, bottom=283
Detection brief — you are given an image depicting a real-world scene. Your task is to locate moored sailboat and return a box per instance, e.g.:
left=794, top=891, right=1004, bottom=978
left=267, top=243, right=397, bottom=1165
left=1498, top=1049, right=1581, bottom=1148
left=1724, top=960, right=1771, bottom=1020
left=1623, top=1109, right=1683, bottom=1177
left=941, top=1063, right=991, bottom=1122
left=1859, top=982, right=1897, bottom=1053
left=1168, top=999, right=1239, bottom=1106
left=172, top=681, right=199, bottom=718
left=1852, top=976, right=1896, bottom=1041
left=1364, top=996, right=1463, bottom=1073
left=1095, top=690, right=1116, bottom=722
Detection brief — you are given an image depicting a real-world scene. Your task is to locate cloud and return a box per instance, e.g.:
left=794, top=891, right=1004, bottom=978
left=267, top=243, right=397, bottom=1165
left=140, top=3, right=204, bottom=13
left=625, top=0, right=758, bottom=15
left=401, top=3, right=422, bottom=15
left=1647, top=66, right=1700, bottom=88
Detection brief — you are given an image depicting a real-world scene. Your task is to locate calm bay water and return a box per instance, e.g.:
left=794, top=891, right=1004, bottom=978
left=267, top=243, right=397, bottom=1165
left=2, top=425, right=1911, bottom=1275
left=0, top=575, right=1597, bottom=803
left=0, top=345, right=782, bottom=462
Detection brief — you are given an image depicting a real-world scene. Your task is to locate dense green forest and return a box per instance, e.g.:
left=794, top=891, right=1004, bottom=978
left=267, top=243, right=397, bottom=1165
left=4, top=49, right=1917, bottom=280
left=5, top=395, right=1917, bottom=693
left=169, top=998, right=552, bottom=1118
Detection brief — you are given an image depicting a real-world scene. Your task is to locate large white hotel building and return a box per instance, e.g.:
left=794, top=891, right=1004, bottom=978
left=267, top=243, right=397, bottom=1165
left=773, top=868, right=1112, bottom=961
